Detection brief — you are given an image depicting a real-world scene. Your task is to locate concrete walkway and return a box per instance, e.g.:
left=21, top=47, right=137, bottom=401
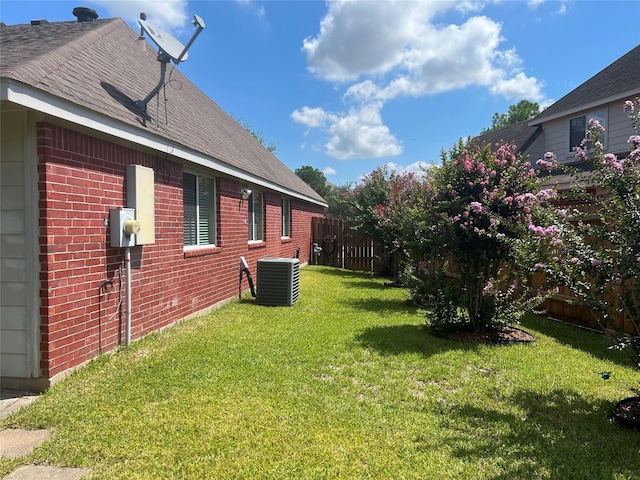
left=3, top=466, right=91, bottom=480
left=0, top=391, right=39, bottom=421
left=1, top=390, right=91, bottom=480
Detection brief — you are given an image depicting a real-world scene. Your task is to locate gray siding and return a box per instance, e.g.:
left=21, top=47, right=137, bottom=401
left=0, top=109, right=38, bottom=380
left=608, top=97, right=637, bottom=155
left=539, top=98, right=638, bottom=165
left=540, top=118, right=568, bottom=163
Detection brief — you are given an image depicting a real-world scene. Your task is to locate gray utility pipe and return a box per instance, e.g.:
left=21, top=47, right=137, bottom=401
left=125, top=247, right=132, bottom=346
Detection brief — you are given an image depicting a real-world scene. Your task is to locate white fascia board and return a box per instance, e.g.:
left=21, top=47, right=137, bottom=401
left=529, top=89, right=640, bottom=126
left=1, top=79, right=328, bottom=208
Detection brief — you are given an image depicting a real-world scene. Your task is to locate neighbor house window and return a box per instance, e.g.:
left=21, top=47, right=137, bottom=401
left=282, top=198, right=291, bottom=238
left=183, top=172, right=216, bottom=246
left=569, top=109, right=606, bottom=153
left=248, top=191, right=264, bottom=242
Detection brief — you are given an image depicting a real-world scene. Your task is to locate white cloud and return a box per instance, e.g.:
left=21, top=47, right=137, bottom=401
left=343, top=80, right=379, bottom=103
left=454, top=1, right=487, bottom=14
left=386, top=161, right=429, bottom=176
left=404, top=161, right=431, bottom=175
left=293, top=103, right=402, bottom=160
left=295, top=0, right=546, bottom=160
left=235, top=0, right=266, bottom=20
left=490, top=72, right=544, bottom=101
left=303, top=0, right=455, bottom=83
left=92, top=0, right=189, bottom=31
left=540, top=97, right=555, bottom=110
left=311, top=11, right=541, bottom=102
left=326, top=103, right=403, bottom=159
left=323, top=167, right=337, bottom=176
left=387, top=161, right=430, bottom=177
left=302, top=2, right=542, bottom=99
left=527, top=0, right=569, bottom=15
left=291, top=107, right=329, bottom=128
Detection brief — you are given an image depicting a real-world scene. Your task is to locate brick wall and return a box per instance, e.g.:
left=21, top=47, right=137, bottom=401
left=37, top=123, right=324, bottom=378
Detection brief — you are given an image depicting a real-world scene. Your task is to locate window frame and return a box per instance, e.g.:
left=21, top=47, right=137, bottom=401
left=248, top=190, right=264, bottom=243
left=568, top=109, right=606, bottom=154
left=281, top=198, right=291, bottom=239
left=183, top=171, right=217, bottom=248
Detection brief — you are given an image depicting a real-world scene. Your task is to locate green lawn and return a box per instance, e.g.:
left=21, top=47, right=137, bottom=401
left=2, top=266, right=639, bottom=479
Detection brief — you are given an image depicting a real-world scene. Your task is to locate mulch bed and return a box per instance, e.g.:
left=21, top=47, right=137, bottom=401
left=613, top=397, right=640, bottom=431
left=432, top=326, right=536, bottom=345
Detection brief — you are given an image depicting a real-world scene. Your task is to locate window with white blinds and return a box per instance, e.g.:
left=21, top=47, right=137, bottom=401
left=248, top=191, right=264, bottom=242
left=183, top=172, right=216, bottom=246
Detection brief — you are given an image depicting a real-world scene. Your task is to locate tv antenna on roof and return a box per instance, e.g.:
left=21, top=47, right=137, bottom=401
left=135, top=12, right=205, bottom=115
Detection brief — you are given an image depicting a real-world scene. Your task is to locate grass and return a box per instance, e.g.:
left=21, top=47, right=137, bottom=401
left=2, top=266, right=639, bottom=479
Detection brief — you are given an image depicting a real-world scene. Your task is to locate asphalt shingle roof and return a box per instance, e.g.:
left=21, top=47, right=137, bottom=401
left=532, top=44, right=640, bottom=124
left=0, top=18, right=326, bottom=205
left=471, top=120, right=542, bottom=154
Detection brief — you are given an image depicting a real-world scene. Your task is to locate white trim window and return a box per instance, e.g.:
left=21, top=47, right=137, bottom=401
left=281, top=198, right=291, bottom=238
left=248, top=190, right=264, bottom=242
left=183, top=172, right=217, bottom=246
left=569, top=109, right=606, bottom=153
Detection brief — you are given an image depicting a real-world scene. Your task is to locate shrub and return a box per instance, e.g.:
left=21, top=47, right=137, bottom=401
left=543, top=99, right=640, bottom=368
left=412, top=140, right=559, bottom=332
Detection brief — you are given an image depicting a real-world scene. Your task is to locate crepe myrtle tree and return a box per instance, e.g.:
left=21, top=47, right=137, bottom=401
left=345, top=165, right=427, bottom=275
left=537, top=100, right=640, bottom=368
left=415, top=139, right=560, bottom=332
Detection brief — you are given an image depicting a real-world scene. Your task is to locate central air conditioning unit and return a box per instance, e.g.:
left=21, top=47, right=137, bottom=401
left=256, top=258, right=300, bottom=306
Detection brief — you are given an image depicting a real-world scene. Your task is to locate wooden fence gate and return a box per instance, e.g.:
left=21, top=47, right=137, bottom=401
left=310, top=217, right=383, bottom=273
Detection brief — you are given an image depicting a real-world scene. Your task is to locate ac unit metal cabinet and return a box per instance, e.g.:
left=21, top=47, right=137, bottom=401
left=256, top=258, right=300, bottom=306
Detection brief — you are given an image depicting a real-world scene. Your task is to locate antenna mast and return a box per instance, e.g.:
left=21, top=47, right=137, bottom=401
left=136, top=14, right=206, bottom=115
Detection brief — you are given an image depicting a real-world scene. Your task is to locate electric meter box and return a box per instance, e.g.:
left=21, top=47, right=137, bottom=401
left=110, top=208, right=139, bottom=248
left=127, top=165, right=155, bottom=245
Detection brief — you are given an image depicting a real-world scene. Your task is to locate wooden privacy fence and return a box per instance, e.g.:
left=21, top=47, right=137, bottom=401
left=532, top=272, right=634, bottom=334
left=311, top=217, right=384, bottom=273
left=310, top=218, right=633, bottom=334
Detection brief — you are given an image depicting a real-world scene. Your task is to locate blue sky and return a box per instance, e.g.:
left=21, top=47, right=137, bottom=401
left=1, top=1, right=638, bottom=186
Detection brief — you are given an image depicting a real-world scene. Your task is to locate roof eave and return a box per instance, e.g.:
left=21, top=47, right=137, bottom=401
left=1, top=79, right=327, bottom=208
left=529, top=88, right=640, bottom=126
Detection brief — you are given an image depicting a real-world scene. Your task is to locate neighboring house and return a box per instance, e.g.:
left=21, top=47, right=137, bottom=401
left=0, top=13, right=327, bottom=391
left=473, top=44, right=640, bottom=170
left=530, top=44, right=640, bottom=167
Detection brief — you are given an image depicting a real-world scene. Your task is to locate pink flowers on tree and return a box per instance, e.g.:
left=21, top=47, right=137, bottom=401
left=553, top=98, right=640, bottom=366
left=351, top=99, right=639, bottom=350
left=422, top=139, right=559, bottom=332
left=536, top=152, right=558, bottom=171
left=346, top=166, right=426, bottom=275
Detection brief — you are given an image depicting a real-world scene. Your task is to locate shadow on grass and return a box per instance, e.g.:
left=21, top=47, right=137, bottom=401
left=307, top=266, right=373, bottom=277
left=521, top=315, right=632, bottom=368
left=346, top=297, right=419, bottom=315
left=310, top=267, right=394, bottom=288
left=341, top=278, right=391, bottom=290
left=355, top=324, right=479, bottom=356
left=422, top=388, right=639, bottom=480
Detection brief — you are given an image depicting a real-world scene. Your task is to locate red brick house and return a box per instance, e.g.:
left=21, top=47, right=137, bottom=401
left=0, top=15, right=326, bottom=391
